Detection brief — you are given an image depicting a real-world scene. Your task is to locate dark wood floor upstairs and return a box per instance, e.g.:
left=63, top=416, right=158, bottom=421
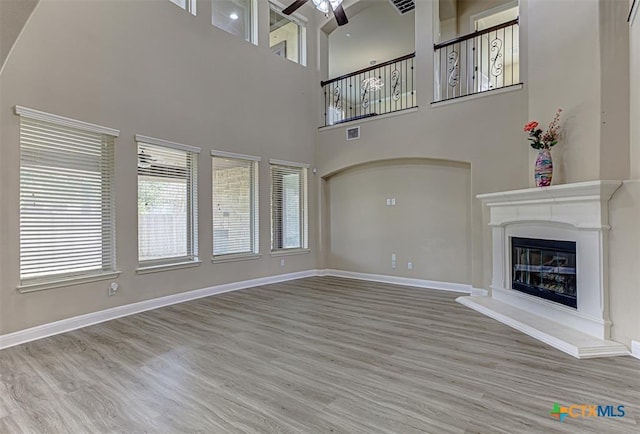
left=0, top=277, right=638, bottom=433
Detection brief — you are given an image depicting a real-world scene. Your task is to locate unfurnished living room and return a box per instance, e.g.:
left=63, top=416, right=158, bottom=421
left=0, top=0, right=639, bottom=432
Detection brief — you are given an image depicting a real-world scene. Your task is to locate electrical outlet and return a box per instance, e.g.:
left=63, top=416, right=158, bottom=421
left=386, top=198, right=391, bottom=206
left=108, top=282, right=118, bottom=296
left=391, top=198, right=396, bottom=206
left=280, top=259, right=285, bottom=267
left=408, top=262, right=413, bottom=270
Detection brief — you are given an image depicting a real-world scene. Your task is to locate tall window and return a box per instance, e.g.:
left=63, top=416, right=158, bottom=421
left=269, top=4, right=306, bottom=65
left=169, top=0, right=197, bottom=15
left=17, top=106, right=118, bottom=288
left=212, top=151, right=260, bottom=259
left=136, top=135, right=199, bottom=268
left=212, top=0, right=255, bottom=43
left=270, top=160, right=308, bottom=251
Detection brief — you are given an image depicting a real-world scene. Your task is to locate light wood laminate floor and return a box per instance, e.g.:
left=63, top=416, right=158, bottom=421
left=0, top=276, right=638, bottom=433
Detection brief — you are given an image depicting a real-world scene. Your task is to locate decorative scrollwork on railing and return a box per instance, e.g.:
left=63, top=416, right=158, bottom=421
left=490, top=38, right=504, bottom=77
left=447, top=51, right=459, bottom=87
left=333, top=87, right=341, bottom=110
left=360, top=80, right=370, bottom=109
left=391, top=69, right=401, bottom=101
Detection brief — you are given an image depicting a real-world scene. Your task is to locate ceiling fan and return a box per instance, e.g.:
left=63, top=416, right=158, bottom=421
left=283, top=0, right=349, bottom=26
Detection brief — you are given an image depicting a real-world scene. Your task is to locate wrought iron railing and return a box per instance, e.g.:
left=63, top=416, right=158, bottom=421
left=321, top=53, right=416, bottom=127
left=433, top=19, right=520, bottom=102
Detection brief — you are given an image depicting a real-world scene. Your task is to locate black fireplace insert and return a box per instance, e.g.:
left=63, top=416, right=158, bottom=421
left=511, top=237, right=577, bottom=308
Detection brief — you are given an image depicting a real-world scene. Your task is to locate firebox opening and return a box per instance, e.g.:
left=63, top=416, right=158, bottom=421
left=511, top=237, right=577, bottom=309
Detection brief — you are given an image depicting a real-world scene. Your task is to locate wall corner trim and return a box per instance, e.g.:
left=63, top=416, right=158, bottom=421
left=0, top=270, right=322, bottom=351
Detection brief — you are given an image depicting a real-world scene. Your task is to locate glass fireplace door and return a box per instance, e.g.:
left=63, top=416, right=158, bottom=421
left=511, top=237, right=577, bottom=308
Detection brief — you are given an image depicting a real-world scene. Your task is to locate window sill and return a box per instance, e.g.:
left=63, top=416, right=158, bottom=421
left=136, top=260, right=202, bottom=275
left=18, top=271, right=121, bottom=293
left=270, top=248, right=311, bottom=257
left=212, top=253, right=262, bottom=264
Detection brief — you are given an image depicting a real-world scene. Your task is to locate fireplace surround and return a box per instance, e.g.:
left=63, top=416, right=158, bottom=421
left=457, top=180, right=629, bottom=358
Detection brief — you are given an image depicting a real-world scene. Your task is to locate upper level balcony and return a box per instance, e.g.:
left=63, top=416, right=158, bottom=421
left=321, top=52, right=416, bottom=127
left=318, top=0, right=521, bottom=127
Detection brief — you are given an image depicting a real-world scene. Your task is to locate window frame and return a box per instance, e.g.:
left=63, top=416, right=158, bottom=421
left=169, top=0, right=197, bottom=15
left=15, top=105, right=120, bottom=292
left=212, top=0, right=258, bottom=45
left=269, top=159, right=309, bottom=255
left=135, top=134, right=201, bottom=273
left=211, top=150, right=261, bottom=262
left=269, top=1, right=308, bottom=66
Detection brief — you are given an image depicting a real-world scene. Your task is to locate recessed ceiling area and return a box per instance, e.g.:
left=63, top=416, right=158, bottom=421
left=327, top=0, right=415, bottom=78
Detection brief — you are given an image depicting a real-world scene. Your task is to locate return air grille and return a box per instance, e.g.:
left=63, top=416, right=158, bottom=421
left=388, top=0, right=415, bottom=14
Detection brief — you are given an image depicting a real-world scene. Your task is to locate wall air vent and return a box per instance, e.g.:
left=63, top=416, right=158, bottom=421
left=388, top=0, right=415, bottom=14
left=346, top=126, right=360, bottom=141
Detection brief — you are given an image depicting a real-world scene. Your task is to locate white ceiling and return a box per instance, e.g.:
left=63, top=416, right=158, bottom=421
left=327, top=0, right=415, bottom=78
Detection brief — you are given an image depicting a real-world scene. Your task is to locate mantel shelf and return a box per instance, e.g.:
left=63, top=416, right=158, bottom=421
left=477, top=180, right=622, bottom=206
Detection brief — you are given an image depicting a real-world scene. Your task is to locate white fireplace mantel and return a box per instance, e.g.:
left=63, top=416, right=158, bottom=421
left=457, top=181, right=629, bottom=358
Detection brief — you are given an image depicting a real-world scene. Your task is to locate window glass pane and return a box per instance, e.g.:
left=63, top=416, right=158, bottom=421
left=271, top=163, right=307, bottom=251
left=212, top=156, right=258, bottom=256
left=282, top=173, right=301, bottom=248
left=137, top=142, right=197, bottom=264
left=212, top=0, right=252, bottom=42
left=269, top=6, right=302, bottom=64
left=170, top=0, right=187, bottom=9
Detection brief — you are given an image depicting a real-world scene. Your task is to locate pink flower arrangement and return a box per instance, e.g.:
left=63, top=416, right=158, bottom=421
left=524, top=109, right=562, bottom=150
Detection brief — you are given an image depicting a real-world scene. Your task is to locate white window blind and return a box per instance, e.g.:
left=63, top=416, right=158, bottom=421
left=18, top=112, right=117, bottom=285
left=270, top=161, right=308, bottom=251
left=212, top=153, right=259, bottom=257
left=137, top=138, right=199, bottom=266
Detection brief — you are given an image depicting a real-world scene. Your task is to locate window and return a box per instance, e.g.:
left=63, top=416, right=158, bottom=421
left=269, top=4, right=306, bottom=65
left=270, top=160, right=308, bottom=252
left=212, top=151, right=260, bottom=259
left=136, top=135, right=200, bottom=269
left=16, top=106, right=118, bottom=288
left=212, top=0, right=255, bottom=43
left=169, top=0, right=197, bottom=15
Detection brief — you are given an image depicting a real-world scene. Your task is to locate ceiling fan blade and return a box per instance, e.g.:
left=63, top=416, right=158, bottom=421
left=332, top=3, right=349, bottom=26
left=282, top=0, right=309, bottom=15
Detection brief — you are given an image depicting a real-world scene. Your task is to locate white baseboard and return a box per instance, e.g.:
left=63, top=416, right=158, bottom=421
left=0, top=269, right=320, bottom=351
left=323, top=269, right=472, bottom=294
left=0, top=269, right=479, bottom=351
left=632, top=341, right=640, bottom=360
left=471, top=287, right=489, bottom=296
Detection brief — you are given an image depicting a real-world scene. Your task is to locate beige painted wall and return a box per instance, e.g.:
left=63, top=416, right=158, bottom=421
left=0, top=0, right=319, bottom=335
left=326, top=159, right=471, bottom=283
left=527, top=0, right=629, bottom=184
left=608, top=0, right=640, bottom=346
left=0, top=0, right=38, bottom=72
left=631, top=0, right=640, bottom=178
left=457, top=0, right=516, bottom=35
left=609, top=181, right=640, bottom=347
left=317, top=0, right=530, bottom=292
